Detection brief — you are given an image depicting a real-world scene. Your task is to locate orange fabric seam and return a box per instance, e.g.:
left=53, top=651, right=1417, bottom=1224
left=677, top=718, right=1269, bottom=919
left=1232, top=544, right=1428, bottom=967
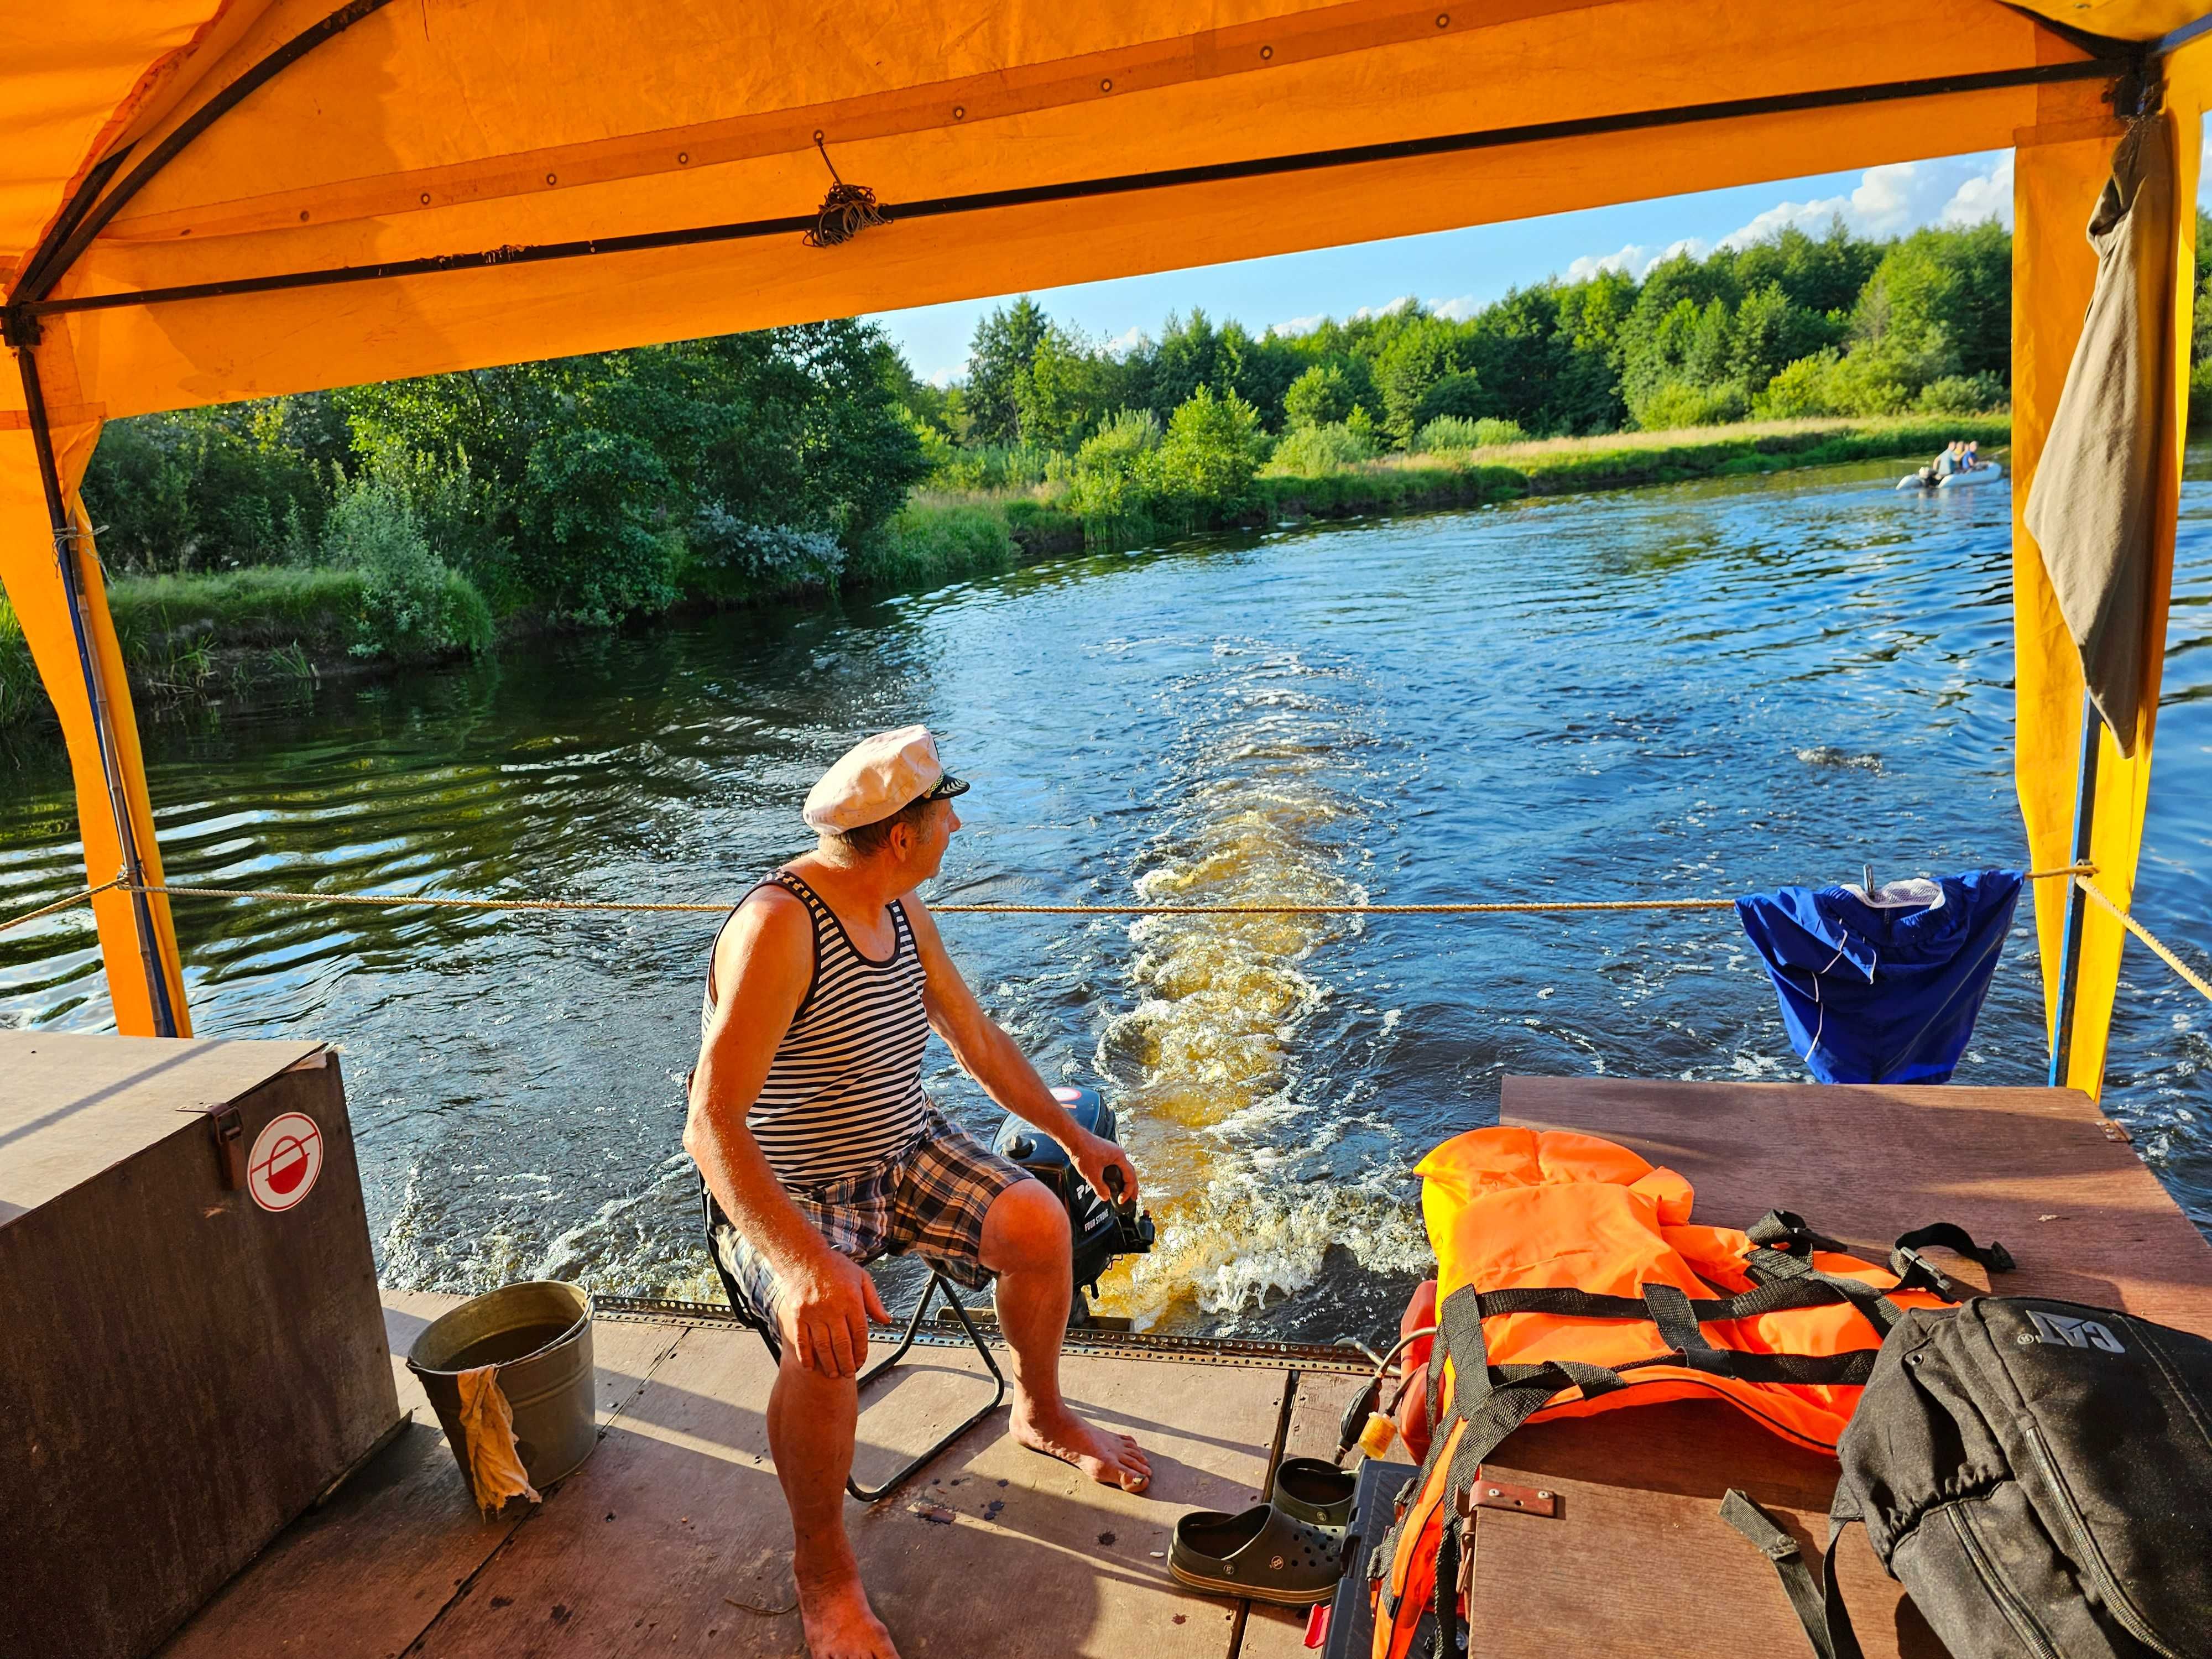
left=96, top=0, right=1654, bottom=244
left=15, top=1, right=252, bottom=284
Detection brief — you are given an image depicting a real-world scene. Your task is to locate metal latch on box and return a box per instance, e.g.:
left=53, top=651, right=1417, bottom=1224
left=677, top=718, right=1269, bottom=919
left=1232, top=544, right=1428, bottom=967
left=1458, top=1474, right=1558, bottom=1520
left=1449, top=1472, right=1559, bottom=1598
left=209, top=1104, right=246, bottom=1189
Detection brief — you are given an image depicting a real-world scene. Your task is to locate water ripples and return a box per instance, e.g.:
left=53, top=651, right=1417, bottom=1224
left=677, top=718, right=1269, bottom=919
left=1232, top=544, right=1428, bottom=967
left=6, top=453, right=2211, bottom=1331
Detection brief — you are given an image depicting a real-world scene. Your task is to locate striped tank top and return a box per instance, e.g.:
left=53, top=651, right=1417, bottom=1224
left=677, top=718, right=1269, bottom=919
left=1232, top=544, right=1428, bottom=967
left=702, top=869, right=931, bottom=1188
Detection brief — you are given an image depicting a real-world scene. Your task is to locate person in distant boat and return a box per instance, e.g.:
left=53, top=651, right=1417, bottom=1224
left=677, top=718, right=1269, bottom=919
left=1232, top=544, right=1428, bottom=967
left=1916, top=441, right=1962, bottom=487
left=685, top=726, right=1149, bottom=1659
left=1960, top=440, right=1983, bottom=471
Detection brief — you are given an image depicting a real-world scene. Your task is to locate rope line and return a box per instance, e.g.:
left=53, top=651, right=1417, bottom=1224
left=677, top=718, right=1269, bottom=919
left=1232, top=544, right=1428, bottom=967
left=128, top=885, right=733, bottom=915
left=81, top=864, right=2095, bottom=921
left=0, top=874, right=124, bottom=936
left=2075, top=876, right=2212, bottom=1005
left=18, top=865, right=2210, bottom=1011
left=944, top=899, right=1743, bottom=914
left=0, top=863, right=2115, bottom=940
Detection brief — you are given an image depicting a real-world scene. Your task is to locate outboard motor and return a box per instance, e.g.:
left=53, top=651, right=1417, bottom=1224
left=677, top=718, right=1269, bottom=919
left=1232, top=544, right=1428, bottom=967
left=994, top=1086, right=1155, bottom=1327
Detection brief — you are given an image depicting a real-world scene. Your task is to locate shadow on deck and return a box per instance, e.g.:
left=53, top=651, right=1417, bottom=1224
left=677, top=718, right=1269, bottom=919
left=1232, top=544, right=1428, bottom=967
left=159, top=1078, right=2212, bottom=1659
left=162, top=1295, right=1357, bottom=1659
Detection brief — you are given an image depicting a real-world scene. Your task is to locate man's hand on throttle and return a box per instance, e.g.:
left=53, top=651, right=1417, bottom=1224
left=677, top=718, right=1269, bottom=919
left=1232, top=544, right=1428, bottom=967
left=1071, top=1131, right=1141, bottom=1209
left=777, top=1249, right=890, bottom=1380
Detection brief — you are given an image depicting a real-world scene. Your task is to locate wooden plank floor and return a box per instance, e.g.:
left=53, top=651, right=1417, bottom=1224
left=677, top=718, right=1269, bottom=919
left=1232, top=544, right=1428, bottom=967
left=1238, top=1371, right=1371, bottom=1659
left=1462, top=1076, right=2212, bottom=1659
left=161, top=1296, right=1331, bottom=1659
left=162, top=1077, right=2212, bottom=1659
left=1506, top=1077, right=2212, bottom=1333
left=160, top=1293, right=685, bottom=1659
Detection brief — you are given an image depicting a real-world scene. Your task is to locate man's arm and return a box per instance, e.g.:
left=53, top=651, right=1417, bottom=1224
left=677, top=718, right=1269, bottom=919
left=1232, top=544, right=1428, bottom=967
left=901, top=894, right=1140, bottom=1205
left=682, top=891, right=889, bottom=1380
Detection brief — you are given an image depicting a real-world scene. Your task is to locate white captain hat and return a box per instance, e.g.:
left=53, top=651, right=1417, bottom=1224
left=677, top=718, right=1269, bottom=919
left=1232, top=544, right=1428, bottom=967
left=802, top=724, right=969, bottom=833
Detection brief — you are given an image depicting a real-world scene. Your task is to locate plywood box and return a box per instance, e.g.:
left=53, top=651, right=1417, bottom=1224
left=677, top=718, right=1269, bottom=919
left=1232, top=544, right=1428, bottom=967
left=1, top=1033, right=402, bottom=1659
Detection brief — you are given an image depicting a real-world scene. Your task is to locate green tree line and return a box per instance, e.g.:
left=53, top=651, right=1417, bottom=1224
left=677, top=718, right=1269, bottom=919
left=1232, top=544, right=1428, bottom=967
left=879, top=218, right=2033, bottom=543
left=85, top=212, right=2192, bottom=665
left=82, top=321, right=930, bottom=656
left=911, top=219, right=2017, bottom=459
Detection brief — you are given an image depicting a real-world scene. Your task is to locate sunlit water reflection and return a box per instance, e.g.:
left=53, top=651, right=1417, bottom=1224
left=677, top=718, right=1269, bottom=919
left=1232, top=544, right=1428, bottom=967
left=5, top=453, right=2208, bottom=1340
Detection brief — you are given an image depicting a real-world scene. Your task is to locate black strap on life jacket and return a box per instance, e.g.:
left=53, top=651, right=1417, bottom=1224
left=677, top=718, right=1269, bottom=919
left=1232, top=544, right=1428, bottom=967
left=1380, top=1211, right=2012, bottom=1625
left=1721, top=1488, right=1869, bottom=1659
left=1431, top=1521, right=1462, bottom=1658
left=1745, top=1211, right=2015, bottom=1299
left=1888, top=1222, right=2015, bottom=1297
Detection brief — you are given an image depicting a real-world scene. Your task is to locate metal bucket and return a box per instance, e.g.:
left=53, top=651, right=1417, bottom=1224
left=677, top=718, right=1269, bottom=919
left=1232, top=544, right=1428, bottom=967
left=406, top=1280, right=597, bottom=1491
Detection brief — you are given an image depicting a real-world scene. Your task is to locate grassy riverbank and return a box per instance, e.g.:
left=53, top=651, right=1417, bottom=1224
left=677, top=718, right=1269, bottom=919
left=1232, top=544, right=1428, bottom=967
left=0, top=414, right=2002, bottom=737
left=898, top=412, right=2010, bottom=550
left=0, top=565, right=483, bottom=735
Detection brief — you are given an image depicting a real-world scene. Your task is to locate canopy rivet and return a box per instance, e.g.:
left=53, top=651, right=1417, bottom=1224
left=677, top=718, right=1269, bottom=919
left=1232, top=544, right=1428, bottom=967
left=545, top=172, right=557, bottom=186
left=1099, top=77, right=1112, bottom=92
left=419, top=192, right=431, bottom=205
left=1260, top=44, right=1274, bottom=59
left=953, top=105, right=966, bottom=119
left=813, top=128, right=825, bottom=142
left=298, top=210, right=309, bottom=221
left=1437, top=12, right=1451, bottom=25
left=677, top=151, right=689, bottom=165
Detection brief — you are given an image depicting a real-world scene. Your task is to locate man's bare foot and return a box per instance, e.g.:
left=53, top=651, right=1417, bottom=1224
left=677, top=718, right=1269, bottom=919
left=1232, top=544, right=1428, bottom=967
left=1011, top=1401, right=1152, bottom=1492
left=795, top=1560, right=898, bottom=1659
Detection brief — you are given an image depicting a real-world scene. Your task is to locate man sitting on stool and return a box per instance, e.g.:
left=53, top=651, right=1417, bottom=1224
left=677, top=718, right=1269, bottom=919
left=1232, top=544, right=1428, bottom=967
left=685, top=726, right=1150, bottom=1659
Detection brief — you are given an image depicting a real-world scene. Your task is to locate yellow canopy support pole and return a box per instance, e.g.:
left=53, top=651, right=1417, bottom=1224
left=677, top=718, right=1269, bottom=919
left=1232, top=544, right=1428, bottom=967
left=0, top=327, right=188, bottom=1036
left=2012, top=54, right=2205, bottom=1098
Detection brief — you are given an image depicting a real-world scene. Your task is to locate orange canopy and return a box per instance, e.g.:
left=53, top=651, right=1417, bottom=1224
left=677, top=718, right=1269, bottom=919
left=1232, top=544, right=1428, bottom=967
left=2, top=2, right=2204, bottom=1089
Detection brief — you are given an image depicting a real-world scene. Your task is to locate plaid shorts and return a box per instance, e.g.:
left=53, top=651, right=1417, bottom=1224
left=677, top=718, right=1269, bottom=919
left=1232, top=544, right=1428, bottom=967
left=710, top=1108, right=1034, bottom=1328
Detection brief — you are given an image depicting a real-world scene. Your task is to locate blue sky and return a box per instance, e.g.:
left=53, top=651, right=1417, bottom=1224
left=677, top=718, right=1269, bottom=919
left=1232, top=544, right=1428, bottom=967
left=867, top=145, right=2193, bottom=385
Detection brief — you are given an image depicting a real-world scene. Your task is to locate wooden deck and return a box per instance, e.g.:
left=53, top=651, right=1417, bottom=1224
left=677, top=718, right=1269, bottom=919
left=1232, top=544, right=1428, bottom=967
left=158, top=1078, right=2212, bottom=1659
left=161, top=1289, right=1366, bottom=1658
left=1464, top=1078, right=2212, bottom=1659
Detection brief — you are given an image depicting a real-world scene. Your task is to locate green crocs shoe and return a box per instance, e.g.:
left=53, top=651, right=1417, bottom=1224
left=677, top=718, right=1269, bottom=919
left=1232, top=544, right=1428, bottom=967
left=1168, top=1503, right=1348, bottom=1606
left=1271, top=1456, right=1357, bottom=1531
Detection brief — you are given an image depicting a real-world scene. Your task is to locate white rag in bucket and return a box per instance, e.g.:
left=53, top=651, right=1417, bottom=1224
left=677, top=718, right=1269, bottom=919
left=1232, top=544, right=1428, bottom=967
left=456, top=1364, right=541, bottom=1515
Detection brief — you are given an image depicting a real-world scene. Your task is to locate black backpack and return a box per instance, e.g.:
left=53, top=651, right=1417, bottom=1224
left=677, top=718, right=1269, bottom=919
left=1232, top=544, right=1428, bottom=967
left=1726, top=1297, right=2212, bottom=1659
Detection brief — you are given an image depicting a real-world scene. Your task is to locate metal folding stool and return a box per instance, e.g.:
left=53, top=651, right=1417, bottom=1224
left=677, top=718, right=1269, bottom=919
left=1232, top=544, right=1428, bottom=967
left=702, top=1187, right=1006, bottom=1503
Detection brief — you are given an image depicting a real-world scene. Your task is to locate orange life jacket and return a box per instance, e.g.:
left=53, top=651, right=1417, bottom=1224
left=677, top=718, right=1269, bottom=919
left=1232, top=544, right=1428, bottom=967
left=1369, top=1126, right=2012, bottom=1659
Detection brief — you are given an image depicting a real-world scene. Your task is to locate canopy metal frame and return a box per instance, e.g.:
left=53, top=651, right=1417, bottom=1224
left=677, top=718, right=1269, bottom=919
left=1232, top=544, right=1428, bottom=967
left=0, top=2, right=2195, bottom=1089
left=12, top=336, right=180, bottom=1037
left=12, top=60, right=2131, bottom=326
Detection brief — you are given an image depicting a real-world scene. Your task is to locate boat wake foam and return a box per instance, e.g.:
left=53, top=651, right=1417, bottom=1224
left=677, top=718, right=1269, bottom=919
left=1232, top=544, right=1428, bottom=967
left=1088, top=640, right=1428, bottom=1329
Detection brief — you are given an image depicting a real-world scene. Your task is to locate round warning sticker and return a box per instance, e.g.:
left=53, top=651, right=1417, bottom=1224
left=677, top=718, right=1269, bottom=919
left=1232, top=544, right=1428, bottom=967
left=248, top=1112, right=324, bottom=1213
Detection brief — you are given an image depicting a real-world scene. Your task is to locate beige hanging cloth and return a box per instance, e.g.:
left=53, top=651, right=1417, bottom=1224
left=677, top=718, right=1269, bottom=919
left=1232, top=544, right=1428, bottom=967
left=2022, top=113, right=2178, bottom=758
left=456, top=1365, right=542, bottom=1516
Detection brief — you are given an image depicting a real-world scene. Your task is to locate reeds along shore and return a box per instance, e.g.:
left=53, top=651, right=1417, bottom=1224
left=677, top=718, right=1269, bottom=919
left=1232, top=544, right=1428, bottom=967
left=0, top=414, right=2004, bottom=739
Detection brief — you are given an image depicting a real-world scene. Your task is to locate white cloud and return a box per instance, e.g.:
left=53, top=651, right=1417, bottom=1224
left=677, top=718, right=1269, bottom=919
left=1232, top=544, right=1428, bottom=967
left=1716, top=161, right=1932, bottom=248
left=1939, top=152, right=2014, bottom=228
left=1846, top=161, right=1929, bottom=234
left=1710, top=153, right=2018, bottom=254
left=1564, top=244, right=1644, bottom=281
left=1429, top=294, right=1483, bottom=320
left=1272, top=294, right=1420, bottom=335
left=1565, top=237, right=1709, bottom=282
left=1709, top=141, right=2200, bottom=248
left=1555, top=152, right=2025, bottom=295
left=1349, top=295, right=1421, bottom=322
left=927, top=363, right=964, bottom=389
left=1101, top=324, right=1148, bottom=357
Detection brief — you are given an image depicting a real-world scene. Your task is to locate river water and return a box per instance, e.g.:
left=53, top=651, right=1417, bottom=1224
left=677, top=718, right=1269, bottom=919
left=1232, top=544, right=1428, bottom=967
left=5, top=456, right=2209, bottom=1342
